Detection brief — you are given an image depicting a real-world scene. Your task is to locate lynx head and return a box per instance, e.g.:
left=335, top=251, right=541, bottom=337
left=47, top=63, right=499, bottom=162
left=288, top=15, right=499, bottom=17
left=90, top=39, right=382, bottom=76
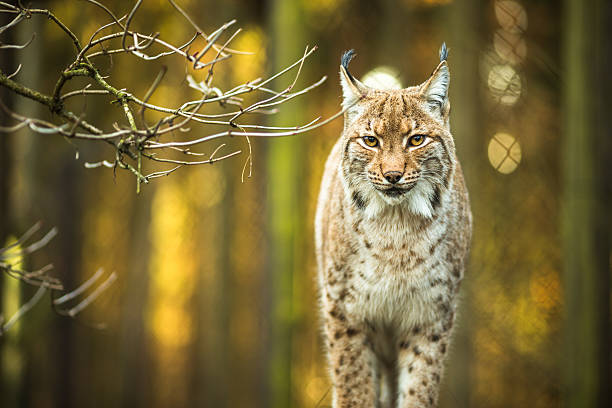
left=339, top=44, right=456, bottom=219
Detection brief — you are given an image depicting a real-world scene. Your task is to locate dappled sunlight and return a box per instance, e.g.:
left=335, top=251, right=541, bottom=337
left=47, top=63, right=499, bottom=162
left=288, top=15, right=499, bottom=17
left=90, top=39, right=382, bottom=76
left=230, top=27, right=266, bottom=86
left=145, top=164, right=233, bottom=405
left=81, top=175, right=132, bottom=268
left=151, top=305, right=193, bottom=348
left=1, top=238, right=25, bottom=396
left=147, top=176, right=198, bottom=406
left=80, top=174, right=132, bottom=323
left=2, top=237, right=23, bottom=330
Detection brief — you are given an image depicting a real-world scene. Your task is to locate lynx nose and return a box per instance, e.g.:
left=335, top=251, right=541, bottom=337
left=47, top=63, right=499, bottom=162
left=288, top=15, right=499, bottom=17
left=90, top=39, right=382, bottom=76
left=383, top=171, right=403, bottom=184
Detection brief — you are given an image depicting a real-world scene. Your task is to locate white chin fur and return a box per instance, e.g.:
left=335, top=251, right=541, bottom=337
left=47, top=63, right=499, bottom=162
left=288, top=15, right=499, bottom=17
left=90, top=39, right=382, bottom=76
left=362, top=180, right=436, bottom=220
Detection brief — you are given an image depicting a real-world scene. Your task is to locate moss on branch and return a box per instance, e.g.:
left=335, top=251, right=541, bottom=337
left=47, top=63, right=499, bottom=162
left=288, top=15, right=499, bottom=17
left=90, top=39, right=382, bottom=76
left=0, top=70, right=53, bottom=107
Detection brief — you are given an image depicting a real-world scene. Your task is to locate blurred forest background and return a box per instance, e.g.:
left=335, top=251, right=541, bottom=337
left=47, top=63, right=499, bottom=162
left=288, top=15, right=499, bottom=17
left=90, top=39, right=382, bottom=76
left=0, top=0, right=610, bottom=407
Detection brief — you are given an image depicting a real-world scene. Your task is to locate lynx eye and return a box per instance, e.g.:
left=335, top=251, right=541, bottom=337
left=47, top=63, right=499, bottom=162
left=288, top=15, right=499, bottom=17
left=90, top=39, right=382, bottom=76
left=408, top=134, right=426, bottom=147
left=362, top=136, right=379, bottom=147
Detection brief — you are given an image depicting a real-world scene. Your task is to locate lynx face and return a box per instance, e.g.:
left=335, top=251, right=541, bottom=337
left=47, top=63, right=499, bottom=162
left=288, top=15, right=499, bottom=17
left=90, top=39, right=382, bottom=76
left=339, top=53, right=455, bottom=219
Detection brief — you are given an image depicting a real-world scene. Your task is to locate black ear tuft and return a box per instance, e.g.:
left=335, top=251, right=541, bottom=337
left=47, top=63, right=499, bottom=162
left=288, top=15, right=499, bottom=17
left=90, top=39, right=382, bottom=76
left=341, top=49, right=356, bottom=79
left=439, top=42, right=448, bottom=62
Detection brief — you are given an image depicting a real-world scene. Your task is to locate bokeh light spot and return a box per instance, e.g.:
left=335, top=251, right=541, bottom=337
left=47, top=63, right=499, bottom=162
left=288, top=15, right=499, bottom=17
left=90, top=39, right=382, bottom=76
left=494, top=0, right=527, bottom=33
left=302, top=0, right=345, bottom=14
left=530, top=269, right=561, bottom=311
left=494, top=29, right=527, bottom=64
left=361, top=66, right=402, bottom=90
left=487, top=64, right=522, bottom=105
left=152, top=306, right=193, bottom=348
left=488, top=132, right=521, bottom=174
left=230, top=27, right=265, bottom=85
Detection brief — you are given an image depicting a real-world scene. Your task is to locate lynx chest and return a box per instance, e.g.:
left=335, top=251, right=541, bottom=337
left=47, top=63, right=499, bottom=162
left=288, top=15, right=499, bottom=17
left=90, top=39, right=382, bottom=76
left=340, top=213, right=456, bottom=336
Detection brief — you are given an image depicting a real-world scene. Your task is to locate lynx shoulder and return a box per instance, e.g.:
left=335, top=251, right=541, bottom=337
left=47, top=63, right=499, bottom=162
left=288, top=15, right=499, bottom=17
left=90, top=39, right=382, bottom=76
left=314, top=44, right=472, bottom=408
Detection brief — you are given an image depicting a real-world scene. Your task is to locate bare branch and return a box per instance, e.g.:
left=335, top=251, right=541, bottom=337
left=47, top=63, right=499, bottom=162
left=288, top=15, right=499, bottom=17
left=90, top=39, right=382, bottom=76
left=0, top=0, right=338, bottom=193
left=61, top=86, right=108, bottom=101
left=167, top=0, right=250, bottom=56
left=139, top=65, right=167, bottom=124
left=0, top=13, right=24, bottom=35
left=142, top=146, right=241, bottom=166
left=145, top=165, right=181, bottom=179
left=144, top=107, right=345, bottom=150
left=0, top=2, right=19, bottom=12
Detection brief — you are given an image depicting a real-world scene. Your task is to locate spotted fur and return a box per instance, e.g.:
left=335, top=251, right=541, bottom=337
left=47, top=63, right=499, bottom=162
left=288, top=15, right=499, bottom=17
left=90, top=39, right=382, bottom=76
left=315, top=45, right=472, bottom=408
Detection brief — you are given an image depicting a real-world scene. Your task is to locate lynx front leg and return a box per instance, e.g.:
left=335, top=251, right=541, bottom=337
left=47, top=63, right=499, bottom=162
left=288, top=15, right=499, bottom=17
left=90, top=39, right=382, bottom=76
left=324, top=314, right=377, bottom=407
left=396, top=328, right=451, bottom=408
left=377, top=360, right=396, bottom=408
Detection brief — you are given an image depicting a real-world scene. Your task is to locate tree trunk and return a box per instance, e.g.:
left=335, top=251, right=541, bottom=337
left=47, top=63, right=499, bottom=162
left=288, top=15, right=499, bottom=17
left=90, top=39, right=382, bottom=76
left=438, top=1, right=485, bottom=407
left=120, top=188, right=154, bottom=408
left=1, top=14, right=44, bottom=408
left=0, top=8, right=16, bottom=405
left=266, top=0, right=306, bottom=406
left=562, top=0, right=612, bottom=406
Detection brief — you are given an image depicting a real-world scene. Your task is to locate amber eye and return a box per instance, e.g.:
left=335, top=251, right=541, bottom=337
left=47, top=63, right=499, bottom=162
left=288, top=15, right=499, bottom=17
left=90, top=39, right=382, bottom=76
left=362, top=136, right=379, bottom=147
left=408, top=134, right=426, bottom=147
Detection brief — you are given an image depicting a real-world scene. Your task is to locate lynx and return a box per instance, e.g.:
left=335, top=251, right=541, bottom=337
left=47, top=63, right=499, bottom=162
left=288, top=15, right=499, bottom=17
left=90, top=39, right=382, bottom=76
left=314, top=44, right=472, bottom=408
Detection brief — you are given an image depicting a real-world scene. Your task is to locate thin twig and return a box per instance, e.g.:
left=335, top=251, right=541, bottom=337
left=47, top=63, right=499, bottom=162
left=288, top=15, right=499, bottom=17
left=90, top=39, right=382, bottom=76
left=0, top=32, right=35, bottom=50
left=1, top=227, right=58, bottom=258
left=64, top=272, right=117, bottom=317
left=1, top=286, right=47, bottom=334
left=53, top=268, right=105, bottom=306
left=0, top=221, right=42, bottom=255
left=121, top=0, right=142, bottom=52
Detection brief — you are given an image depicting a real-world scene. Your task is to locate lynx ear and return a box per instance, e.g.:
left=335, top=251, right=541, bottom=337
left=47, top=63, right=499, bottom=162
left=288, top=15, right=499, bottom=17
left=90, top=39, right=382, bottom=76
left=420, top=43, right=450, bottom=119
left=340, top=50, right=370, bottom=123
